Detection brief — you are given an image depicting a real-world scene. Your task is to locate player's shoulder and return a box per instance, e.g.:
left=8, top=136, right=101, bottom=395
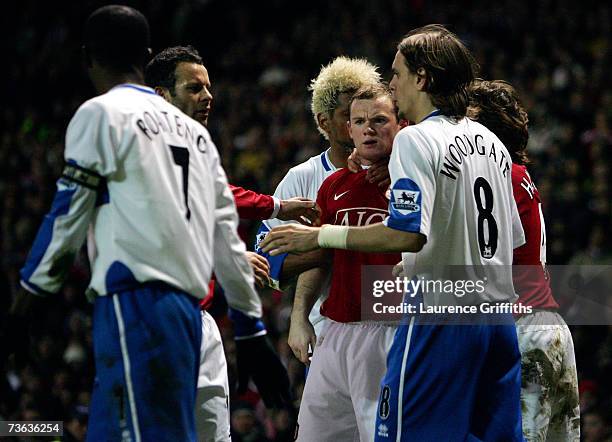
left=395, top=117, right=451, bottom=145
left=319, top=167, right=351, bottom=192
left=73, top=94, right=108, bottom=118
left=76, top=85, right=160, bottom=118
left=392, top=124, right=439, bottom=164
left=282, top=151, right=327, bottom=181
left=108, top=84, right=210, bottom=132
left=511, top=163, right=528, bottom=183
left=325, top=167, right=352, bottom=183
left=462, top=116, right=489, bottom=133
left=464, top=117, right=509, bottom=151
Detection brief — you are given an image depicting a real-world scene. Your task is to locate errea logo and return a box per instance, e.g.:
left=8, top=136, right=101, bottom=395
left=391, top=189, right=420, bottom=214
left=377, top=423, right=389, bottom=438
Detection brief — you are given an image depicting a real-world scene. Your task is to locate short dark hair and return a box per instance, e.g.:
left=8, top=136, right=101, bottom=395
left=398, top=24, right=478, bottom=119
left=468, top=80, right=530, bottom=165
left=145, top=46, right=203, bottom=92
left=349, top=84, right=397, bottom=120
left=84, top=5, right=150, bottom=72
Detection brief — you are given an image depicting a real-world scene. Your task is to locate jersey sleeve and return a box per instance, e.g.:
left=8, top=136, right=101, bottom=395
left=510, top=173, right=526, bottom=249
left=384, top=129, right=436, bottom=238
left=64, top=101, right=118, bottom=177
left=254, top=167, right=304, bottom=281
left=20, top=102, right=113, bottom=296
left=230, top=184, right=277, bottom=220
left=210, top=144, right=263, bottom=319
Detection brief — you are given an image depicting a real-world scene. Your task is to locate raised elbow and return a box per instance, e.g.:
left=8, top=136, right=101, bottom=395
left=411, top=234, right=426, bottom=252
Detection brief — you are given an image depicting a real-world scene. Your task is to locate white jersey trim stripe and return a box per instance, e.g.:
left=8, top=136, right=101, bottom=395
left=113, top=295, right=142, bottom=442
left=396, top=316, right=415, bottom=442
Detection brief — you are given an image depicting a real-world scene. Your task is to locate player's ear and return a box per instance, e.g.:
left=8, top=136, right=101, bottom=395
left=415, top=67, right=428, bottom=91
left=154, top=86, right=171, bottom=101
left=347, top=120, right=355, bottom=141
left=317, top=113, right=330, bottom=134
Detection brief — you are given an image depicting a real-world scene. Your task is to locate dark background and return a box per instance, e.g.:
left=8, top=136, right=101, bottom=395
left=1, top=1, right=611, bottom=440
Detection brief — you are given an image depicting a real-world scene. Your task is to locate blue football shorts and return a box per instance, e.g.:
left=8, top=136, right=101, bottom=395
left=375, top=312, right=524, bottom=442
left=87, top=283, right=202, bottom=442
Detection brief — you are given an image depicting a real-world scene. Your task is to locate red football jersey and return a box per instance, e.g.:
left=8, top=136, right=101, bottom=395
left=511, top=164, right=559, bottom=310
left=199, top=185, right=275, bottom=310
left=230, top=184, right=275, bottom=220
left=317, top=169, right=401, bottom=323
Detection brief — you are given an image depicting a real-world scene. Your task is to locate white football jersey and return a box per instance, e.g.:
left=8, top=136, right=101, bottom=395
left=255, top=148, right=338, bottom=331
left=20, top=84, right=261, bottom=318
left=385, top=112, right=525, bottom=305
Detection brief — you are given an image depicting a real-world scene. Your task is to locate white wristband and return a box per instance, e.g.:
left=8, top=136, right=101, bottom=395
left=317, top=224, right=349, bottom=249
left=270, top=196, right=281, bottom=218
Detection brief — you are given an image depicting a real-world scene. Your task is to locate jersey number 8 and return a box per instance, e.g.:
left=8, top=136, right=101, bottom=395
left=473, top=177, right=498, bottom=259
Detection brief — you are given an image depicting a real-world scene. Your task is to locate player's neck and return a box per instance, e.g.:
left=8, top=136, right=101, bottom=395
left=327, top=143, right=349, bottom=168
left=91, top=67, right=145, bottom=94
left=413, top=99, right=437, bottom=124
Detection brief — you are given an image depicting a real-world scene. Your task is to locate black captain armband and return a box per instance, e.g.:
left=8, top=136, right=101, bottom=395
left=61, top=163, right=105, bottom=190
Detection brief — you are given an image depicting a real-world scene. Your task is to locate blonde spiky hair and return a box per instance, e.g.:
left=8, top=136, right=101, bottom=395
left=309, top=56, right=382, bottom=139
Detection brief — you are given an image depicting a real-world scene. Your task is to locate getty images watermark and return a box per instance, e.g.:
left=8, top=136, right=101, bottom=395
left=360, top=264, right=612, bottom=325
left=371, top=275, right=532, bottom=316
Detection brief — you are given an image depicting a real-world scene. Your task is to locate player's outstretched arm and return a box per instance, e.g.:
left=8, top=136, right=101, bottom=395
left=255, top=223, right=329, bottom=291
left=277, top=197, right=321, bottom=225
left=211, top=150, right=262, bottom=318
left=288, top=267, right=328, bottom=365
left=234, top=334, right=293, bottom=409
left=260, top=222, right=425, bottom=256
left=230, top=185, right=277, bottom=220
left=244, top=251, right=270, bottom=288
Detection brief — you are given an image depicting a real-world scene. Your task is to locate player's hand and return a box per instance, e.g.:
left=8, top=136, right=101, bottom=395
left=366, top=156, right=391, bottom=189
left=288, top=315, right=316, bottom=365
left=245, top=251, right=270, bottom=288
left=277, top=197, right=321, bottom=226
left=235, top=335, right=293, bottom=409
left=260, top=224, right=320, bottom=256
left=348, top=149, right=391, bottom=188
left=392, top=261, right=405, bottom=277
left=347, top=148, right=362, bottom=173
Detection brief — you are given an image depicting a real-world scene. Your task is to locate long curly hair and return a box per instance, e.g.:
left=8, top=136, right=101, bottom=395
left=468, top=79, right=530, bottom=165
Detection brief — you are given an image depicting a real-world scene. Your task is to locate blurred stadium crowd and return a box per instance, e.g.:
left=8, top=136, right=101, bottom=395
left=1, top=0, right=611, bottom=440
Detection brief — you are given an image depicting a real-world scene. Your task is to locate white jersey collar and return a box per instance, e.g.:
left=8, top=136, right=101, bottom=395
left=111, top=83, right=157, bottom=95
left=320, top=148, right=338, bottom=172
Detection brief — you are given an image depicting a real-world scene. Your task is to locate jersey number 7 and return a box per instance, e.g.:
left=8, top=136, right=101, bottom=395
left=169, top=144, right=191, bottom=220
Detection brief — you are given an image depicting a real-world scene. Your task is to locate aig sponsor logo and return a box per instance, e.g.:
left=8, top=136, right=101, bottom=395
left=333, top=207, right=388, bottom=226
